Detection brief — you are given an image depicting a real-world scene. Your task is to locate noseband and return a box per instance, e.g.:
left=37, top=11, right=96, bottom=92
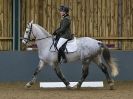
left=23, top=24, right=51, bottom=44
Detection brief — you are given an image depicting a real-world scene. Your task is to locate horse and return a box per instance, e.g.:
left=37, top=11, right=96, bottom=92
left=22, top=21, right=119, bottom=90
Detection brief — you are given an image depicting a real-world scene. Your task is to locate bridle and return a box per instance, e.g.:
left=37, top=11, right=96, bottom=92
left=23, top=23, right=51, bottom=44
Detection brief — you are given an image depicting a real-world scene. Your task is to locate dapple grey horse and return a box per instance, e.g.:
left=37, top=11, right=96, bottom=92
left=22, top=21, right=119, bottom=90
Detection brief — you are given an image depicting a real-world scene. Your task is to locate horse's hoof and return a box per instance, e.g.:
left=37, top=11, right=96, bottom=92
left=73, top=84, right=81, bottom=89
left=25, top=82, right=32, bottom=88
left=108, top=80, right=115, bottom=90
left=73, top=85, right=77, bottom=89
left=110, top=84, right=115, bottom=90
left=109, top=82, right=115, bottom=90
left=66, top=85, right=71, bottom=90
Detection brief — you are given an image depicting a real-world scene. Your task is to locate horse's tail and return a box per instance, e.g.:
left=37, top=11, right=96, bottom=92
left=101, top=43, right=119, bottom=77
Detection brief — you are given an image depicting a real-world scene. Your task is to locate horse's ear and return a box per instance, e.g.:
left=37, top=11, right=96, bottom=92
left=30, top=20, right=33, bottom=24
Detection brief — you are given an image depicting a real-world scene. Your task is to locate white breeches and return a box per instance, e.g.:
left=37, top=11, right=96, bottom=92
left=57, top=38, right=68, bottom=50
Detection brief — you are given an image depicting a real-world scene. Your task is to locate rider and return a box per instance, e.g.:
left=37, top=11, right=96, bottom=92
left=53, top=5, right=73, bottom=63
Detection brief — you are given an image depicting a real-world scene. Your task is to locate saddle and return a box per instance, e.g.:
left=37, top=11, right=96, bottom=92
left=49, top=37, right=77, bottom=53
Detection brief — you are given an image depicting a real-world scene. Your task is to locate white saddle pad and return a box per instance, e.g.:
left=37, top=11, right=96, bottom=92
left=50, top=37, right=77, bottom=52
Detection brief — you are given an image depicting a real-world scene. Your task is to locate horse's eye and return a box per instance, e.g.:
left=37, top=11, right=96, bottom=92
left=26, top=28, right=30, bottom=33
left=26, top=31, right=29, bottom=33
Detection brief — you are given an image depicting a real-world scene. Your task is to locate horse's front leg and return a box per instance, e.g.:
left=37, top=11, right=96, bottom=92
left=74, top=61, right=90, bottom=89
left=25, top=60, right=45, bottom=88
left=53, top=63, right=70, bottom=89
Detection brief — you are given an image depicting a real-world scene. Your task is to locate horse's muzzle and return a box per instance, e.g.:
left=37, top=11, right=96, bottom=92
left=22, top=39, right=28, bottom=45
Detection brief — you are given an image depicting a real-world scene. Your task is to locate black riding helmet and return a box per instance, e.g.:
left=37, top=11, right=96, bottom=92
left=59, top=5, right=69, bottom=13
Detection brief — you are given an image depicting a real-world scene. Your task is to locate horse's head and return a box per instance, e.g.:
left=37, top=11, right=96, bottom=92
left=22, top=20, right=35, bottom=45
left=22, top=20, right=52, bottom=46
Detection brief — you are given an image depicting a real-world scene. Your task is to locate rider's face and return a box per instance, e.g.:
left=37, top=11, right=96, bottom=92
left=60, top=11, right=65, bottom=16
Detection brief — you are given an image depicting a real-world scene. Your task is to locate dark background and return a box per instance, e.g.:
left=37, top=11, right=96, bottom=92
left=0, top=51, right=132, bottom=82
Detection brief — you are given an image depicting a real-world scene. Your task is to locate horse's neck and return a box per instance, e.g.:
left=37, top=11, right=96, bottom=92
left=33, top=24, right=51, bottom=39
left=33, top=24, right=52, bottom=51
left=36, top=38, right=52, bottom=53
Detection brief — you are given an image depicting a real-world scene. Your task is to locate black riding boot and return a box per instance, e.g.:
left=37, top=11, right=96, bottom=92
left=58, top=47, right=67, bottom=63
left=58, top=50, right=62, bottom=63
left=61, top=50, right=67, bottom=63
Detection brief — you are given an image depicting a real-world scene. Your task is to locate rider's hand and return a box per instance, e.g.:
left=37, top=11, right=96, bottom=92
left=52, top=31, right=57, bottom=36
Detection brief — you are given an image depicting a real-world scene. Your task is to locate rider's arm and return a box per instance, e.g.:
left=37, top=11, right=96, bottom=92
left=55, top=18, right=70, bottom=35
left=53, top=28, right=60, bottom=35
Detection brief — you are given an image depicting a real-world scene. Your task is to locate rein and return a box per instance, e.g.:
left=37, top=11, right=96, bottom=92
left=23, top=23, right=52, bottom=42
left=36, top=36, right=52, bottom=41
left=23, top=35, right=52, bottom=42
left=30, top=24, right=52, bottom=41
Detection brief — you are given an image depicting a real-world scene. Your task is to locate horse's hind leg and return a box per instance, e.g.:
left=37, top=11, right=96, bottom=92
left=93, top=55, right=114, bottom=90
left=25, top=60, right=45, bottom=88
left=99, top=63, right=114, bottom=90
left=53, top=63, right=70, bottom=89
left=74, top=60, right=90, bottom=89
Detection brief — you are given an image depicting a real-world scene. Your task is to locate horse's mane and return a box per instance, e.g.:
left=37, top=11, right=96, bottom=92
left=34, top=24, right=51, bottom=36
